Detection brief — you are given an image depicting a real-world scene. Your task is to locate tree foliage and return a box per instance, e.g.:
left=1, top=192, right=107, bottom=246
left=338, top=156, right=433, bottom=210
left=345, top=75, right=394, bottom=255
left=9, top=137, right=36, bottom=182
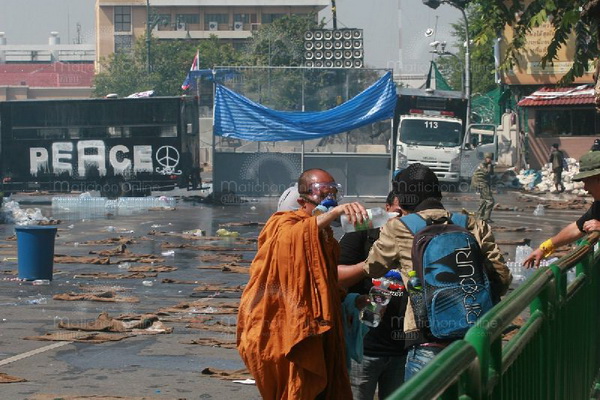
left=94, top=35, right=241, bottom=97
left=242, top=13, right=323, bottom=66
left=435, top=3, right=497, bottom=96
left=468, top=0, right=597, bottom=85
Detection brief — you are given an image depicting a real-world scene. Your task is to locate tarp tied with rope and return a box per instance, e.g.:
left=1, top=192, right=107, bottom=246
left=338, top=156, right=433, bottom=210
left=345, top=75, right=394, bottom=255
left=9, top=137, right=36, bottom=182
left=213, top=72, right=397, bottom=142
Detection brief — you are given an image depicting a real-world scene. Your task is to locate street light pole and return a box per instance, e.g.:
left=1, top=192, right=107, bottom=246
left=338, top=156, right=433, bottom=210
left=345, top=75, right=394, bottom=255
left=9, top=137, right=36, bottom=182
left=456, top=4, right=471, bottom=130
left=146, top=0, right=151, bottom=73
left=423, top=0, right=471, bottom=128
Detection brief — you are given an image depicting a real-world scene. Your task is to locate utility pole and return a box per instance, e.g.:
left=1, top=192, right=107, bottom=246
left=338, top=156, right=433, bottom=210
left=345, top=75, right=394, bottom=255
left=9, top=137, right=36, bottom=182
left=146, top=0, right=151, bottom=73
left=423, top=0, right=471, bottom=128
left=331, top=0, right=337, bottom=29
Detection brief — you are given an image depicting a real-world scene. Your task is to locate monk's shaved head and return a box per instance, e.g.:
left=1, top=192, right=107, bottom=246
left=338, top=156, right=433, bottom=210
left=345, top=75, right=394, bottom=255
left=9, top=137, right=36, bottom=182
left=297, top=168, right=334, bottom=194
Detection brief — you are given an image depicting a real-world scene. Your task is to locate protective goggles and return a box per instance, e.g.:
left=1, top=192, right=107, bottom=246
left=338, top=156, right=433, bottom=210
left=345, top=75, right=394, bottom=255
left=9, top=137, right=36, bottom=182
left=305, top=182, right=343, bottom=200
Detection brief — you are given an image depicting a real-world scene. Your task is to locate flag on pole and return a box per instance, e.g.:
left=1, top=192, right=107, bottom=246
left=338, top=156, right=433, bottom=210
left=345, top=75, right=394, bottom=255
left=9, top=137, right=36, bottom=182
left=181, top=50, right=199, bottom=91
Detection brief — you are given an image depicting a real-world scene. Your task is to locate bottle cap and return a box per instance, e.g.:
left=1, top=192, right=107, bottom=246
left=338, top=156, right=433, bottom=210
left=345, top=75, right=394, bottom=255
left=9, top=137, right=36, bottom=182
left=372, top=279, right=381, bottom=286
left=408, top=270, right=417, bottom=277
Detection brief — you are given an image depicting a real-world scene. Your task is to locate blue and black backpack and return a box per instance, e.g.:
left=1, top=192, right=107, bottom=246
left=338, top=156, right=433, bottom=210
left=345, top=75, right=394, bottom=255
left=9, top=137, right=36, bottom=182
left=400, top=212, right=494, bottom=339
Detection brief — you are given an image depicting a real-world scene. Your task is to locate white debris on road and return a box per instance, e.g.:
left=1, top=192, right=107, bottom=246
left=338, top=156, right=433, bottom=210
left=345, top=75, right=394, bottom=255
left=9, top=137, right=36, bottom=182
left=516, top=158, right=588, bottom=194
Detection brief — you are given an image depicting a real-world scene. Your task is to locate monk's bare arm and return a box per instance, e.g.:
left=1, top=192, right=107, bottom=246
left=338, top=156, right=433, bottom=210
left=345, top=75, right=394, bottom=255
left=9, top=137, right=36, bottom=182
left=338, top=262, right=368, bottom=288
left=316, top=202, right=367, bottom=229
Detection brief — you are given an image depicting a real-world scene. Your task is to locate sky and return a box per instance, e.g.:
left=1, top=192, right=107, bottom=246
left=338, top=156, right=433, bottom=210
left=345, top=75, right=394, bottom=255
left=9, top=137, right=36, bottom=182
left=0, top=0, right=462, bottom=76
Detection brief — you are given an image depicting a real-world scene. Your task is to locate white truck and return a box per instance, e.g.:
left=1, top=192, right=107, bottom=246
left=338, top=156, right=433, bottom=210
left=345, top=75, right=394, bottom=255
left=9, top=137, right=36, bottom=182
left=393, top=87, right=497, bottom=183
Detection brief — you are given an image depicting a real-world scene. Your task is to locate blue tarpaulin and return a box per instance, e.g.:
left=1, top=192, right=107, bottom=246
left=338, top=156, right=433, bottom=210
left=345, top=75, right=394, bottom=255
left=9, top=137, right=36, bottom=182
left=213, top=72, right=397, bottom=142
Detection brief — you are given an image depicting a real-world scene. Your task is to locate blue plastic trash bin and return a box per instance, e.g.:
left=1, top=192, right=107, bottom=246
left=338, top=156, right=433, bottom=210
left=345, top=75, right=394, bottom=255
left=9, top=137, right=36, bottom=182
left=15, top=226, right=58, bottom=281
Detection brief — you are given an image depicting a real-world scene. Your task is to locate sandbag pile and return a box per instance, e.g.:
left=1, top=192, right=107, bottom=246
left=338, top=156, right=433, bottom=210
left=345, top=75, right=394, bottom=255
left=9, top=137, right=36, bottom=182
left=516, top=158, right=588, bottom=194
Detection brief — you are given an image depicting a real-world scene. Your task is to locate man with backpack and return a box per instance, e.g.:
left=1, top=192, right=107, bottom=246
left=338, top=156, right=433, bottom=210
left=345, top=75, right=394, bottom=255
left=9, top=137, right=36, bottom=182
left=549, top=143, right=566, bottom=193
left=337, top=191, right=407, bottom=400
left=363, top=163, right=512, bottom=380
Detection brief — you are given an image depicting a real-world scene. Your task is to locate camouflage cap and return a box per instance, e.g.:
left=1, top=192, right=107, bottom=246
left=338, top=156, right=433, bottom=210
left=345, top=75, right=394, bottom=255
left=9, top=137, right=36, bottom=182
left=573, top=151, right=600, bottom=181
left=484, top=152, right=494, bottom=159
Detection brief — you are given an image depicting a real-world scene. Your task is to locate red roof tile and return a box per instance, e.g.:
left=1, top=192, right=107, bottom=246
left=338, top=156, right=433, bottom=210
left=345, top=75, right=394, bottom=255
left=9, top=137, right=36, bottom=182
left=517, top=85, right=595, bottom=107
left=0, top=62, right=95, bottom=87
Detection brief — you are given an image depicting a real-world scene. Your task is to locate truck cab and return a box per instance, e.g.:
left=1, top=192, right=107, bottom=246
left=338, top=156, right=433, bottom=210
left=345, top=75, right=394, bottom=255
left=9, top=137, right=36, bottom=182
left=396, top=109, right=463, bottom=182
left=393, top=88, right=497, bottom=183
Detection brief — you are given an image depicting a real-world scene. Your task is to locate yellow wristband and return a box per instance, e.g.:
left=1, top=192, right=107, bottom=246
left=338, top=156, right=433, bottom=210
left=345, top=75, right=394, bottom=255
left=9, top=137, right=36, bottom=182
left=539, top=239, right=555, bottom=257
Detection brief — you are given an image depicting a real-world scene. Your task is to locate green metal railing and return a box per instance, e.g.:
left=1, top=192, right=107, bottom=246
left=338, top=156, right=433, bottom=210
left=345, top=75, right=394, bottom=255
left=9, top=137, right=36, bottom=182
left=388, top=231, right=600, bottom=400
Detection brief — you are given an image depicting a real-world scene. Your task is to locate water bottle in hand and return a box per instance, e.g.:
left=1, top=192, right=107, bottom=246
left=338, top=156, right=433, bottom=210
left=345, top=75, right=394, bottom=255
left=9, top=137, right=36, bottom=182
left=359, top=286, right=392, bottom=328
left=340, top=207, right=399, bottom=233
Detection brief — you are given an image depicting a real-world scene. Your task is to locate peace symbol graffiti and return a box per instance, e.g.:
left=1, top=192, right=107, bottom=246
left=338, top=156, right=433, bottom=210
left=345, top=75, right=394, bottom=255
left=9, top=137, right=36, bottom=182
left=155, top=146, right=182, bottom=175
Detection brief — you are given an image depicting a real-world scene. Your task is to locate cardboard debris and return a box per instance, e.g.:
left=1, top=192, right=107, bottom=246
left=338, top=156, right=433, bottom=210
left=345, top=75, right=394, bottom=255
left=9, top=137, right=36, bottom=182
left=219, top=221, right=265, bottom=227
left=186, top=338, right=236, bottom=348
left=201, top=367, right=252, bottom=381
left=0, top=372, right=27, bottom=383
left=54, top=255, right=111, bottom=265
left=25, top=331, right=130, bottom=343
left=199, top=254, right=250, bottom=263
left=161, top=242, right=254, bottom=252
left=193, top=284, right=244, bottom=293
left=53, top=291, right=140, bottom=303
left=73, top=272, right=158, bottom=280
left=78, top=284, right=133, bottom=292
left=161, top=278, right=201, bottom=284
left=89, top=244, right=128, bottom=256
left=58, top=312, right=158, bottom=332
left=127, top=265, right=177, bottom=273
left=69, top=236, right=136, bottom=246
left=159, top=300, right=239, bottom=315
left=186, top=319, right=236, bottom=333
left=114, top=255, right=165, bottom=263
left=197, top=264, right=249, bottom=274
left=147, top=230, right=257, bottom=244
left=29, top=395, right=162, bottom=400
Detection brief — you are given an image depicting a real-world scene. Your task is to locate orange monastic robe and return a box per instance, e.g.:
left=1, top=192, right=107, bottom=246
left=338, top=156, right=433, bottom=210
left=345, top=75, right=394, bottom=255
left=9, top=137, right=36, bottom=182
left=237, top=210, right=351, bottom=400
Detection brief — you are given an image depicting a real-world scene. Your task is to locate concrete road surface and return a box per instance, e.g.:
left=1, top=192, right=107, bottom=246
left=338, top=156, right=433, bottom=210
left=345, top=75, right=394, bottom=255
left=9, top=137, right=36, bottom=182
left=0, top=188, right=592, bottom=399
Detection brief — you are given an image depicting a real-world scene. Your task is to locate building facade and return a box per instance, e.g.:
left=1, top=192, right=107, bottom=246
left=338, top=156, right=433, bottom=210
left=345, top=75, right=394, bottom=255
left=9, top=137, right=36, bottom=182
left=0, top=32, right=95, bottom=100
left=502, top=19, right=597, bottom=169
left=95, top=0, right=329, bottom=62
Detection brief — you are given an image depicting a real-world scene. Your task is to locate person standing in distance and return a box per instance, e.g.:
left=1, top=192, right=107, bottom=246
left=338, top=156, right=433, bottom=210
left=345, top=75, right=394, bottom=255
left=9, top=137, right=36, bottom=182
left=471, top=152, right=496, bottom=223
left=549, top=143, right=566, bottom=193
left=337, top=191, right=407, bottom=400
left=524, top=150, right=600, bottom=267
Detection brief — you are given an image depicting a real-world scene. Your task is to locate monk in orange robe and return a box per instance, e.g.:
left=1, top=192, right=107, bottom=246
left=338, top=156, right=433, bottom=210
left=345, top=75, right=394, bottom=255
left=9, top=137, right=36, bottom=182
left=237, top=168, right=367, bottom=400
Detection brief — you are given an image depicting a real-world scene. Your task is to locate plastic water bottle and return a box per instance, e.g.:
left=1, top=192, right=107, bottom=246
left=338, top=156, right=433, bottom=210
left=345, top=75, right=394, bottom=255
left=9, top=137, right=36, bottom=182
left=407, top=270, right=427, bottom=325
left=533, top=204, right=545, bottom=216
left=359, top=286, right=392, bottom=328
left=515, top=245, right=533, bottom=267
left=340, top=207, right=399, bottom=233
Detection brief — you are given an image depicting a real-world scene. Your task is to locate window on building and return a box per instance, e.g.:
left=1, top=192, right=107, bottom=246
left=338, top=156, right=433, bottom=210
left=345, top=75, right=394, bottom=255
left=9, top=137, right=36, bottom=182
left=114, top=6, right=131, bottom=32
left=204, top=14, right=229, bottom=25
left=262, top=13, right=285, bottom=23
left=535, top=108, right=598, bottom=136
left=176, top=14, right=200, bottom=25
left=234, top=13, right=257, bottom=23
left=114, top=35, right=132, bottom=53
left=157, top=14, right=171, bottom=29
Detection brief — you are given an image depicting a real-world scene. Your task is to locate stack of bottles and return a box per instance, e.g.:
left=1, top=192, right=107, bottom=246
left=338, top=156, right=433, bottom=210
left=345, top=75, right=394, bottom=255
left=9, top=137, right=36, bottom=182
left=53, top=196, right=176, bottom=211
left=52, top=196, right=107, bottom=211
